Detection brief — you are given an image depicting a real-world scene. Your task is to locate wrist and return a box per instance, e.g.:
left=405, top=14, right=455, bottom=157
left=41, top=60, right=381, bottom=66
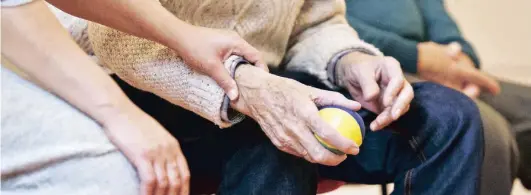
left=334, top=51, right=374, bottom=86
left=416, top=43, right=428, bottom=74
left=234, top=64, right=272, bottom=85
left=90, top=93, right=146, bottom=129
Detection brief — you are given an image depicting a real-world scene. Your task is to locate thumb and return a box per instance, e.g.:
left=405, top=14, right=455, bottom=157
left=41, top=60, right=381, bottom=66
left=208, top=63, right=239, bottom=101
left=447, top=42, right=462, bottom=59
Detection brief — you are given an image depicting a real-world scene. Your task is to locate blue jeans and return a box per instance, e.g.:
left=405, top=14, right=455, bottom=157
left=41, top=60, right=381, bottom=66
left=113, top=71, right=484, bottom=195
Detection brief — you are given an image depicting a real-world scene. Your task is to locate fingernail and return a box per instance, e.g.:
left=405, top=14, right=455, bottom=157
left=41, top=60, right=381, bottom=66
left=228, top=89, right=238, bottom=101
left=347, top=146, right=359, bottom=155
left=393, top=109, right=401, bottom=119
left=370, top=122, right=378, bottom=131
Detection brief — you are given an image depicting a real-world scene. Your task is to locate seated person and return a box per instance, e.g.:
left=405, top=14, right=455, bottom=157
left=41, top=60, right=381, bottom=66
left=3, top=0, right=487, bottom=195
left=86, top=0, right=487, bottom=194
left=345, top=0, right=530, bottom=192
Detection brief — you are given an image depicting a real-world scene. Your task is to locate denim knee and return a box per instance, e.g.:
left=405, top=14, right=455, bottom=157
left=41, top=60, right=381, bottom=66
left=409, top=82, right=484, bottom=157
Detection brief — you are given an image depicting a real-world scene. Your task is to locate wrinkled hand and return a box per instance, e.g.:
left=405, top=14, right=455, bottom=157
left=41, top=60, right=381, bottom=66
left=336, top=52, right=414, bottom=131
left=231, top=65, right=361, bottom=166
left=103, top=109, right=189, bottom=195
left=174, top=25, right=268, bottom=100
left=417, top=42, right=500, bottom=98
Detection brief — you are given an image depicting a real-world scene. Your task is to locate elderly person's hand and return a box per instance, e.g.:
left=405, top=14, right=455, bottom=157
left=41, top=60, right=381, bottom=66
left=230, top=66, right=361, bottom=166
left=417, top=42, right=500, bottom=98
left=336, top=52, right=414, bottom=131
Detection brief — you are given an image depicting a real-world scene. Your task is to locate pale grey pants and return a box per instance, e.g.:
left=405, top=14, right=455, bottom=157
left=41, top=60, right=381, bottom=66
left=1, top=67, right=140, bottom=195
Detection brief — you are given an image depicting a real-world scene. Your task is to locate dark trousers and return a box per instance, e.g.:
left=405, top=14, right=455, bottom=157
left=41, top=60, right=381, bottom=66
left=113, top=71, right=484, bottom=195
left=480, top=80, right=531, bottom=189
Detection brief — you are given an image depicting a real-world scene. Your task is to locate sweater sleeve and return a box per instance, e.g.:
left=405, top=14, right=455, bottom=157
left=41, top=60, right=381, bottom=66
left=283, top=0, right=382, bottom=88
left=345, top=16, right=420, bottom=74
left=417, top=0, right=480, bottom=68
left=88, top=23, right=244, bottom=128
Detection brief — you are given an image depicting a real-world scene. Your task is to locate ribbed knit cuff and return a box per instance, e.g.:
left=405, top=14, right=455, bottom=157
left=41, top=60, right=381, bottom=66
left=220, top=55, right=248, bottom=125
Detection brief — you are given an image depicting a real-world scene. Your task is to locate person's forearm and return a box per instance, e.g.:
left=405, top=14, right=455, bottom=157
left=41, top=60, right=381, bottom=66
left=2, top=0, right=145, bottom=126
left=46, top=0, right=191, bottom=51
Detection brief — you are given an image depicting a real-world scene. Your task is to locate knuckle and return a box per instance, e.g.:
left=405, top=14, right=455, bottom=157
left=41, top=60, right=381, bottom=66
left=182, top=173, right=190, bottom=183
left=144, top=175, right=157, bottom=185
left=332, top=91, right=346, bottom=99
left=169, top=179, right=181, bottom=188
left=182, top=172, right=191, bottom=183
left=312, top=152, right=326, bottom=164
left=158, top=178, right=169, bottom=188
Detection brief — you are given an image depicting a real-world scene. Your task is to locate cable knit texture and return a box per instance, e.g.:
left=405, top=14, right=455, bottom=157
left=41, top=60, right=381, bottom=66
left=89, top=0, right=381, bottom=128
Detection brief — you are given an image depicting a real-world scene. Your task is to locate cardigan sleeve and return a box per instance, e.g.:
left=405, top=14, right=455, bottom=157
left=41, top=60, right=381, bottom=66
left=284, top=0, right=382, bottom=88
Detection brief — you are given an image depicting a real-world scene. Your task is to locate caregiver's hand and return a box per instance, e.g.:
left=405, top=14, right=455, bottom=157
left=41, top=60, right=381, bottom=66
left=174, top=25, right=268, bottom=100
left=230, top=66, right=361, bottom=166
left=336, top=52, right=414, bottom=131
left=48, top=0, right=267, bottom=101
left=103, top=109, right=190, bottom=195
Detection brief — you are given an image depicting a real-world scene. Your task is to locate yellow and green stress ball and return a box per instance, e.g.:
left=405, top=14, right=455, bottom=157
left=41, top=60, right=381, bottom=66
left=315, top=105, right=366, bottom=155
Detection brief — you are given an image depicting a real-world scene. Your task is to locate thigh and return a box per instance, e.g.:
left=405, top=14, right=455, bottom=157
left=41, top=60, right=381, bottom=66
left=113, top=75, right=317, bottom=194
left=475, top=100, right=519, bottom=195
left=1, top=68, right=138, bottom=195
left=480, top=80, right=531, bottom=135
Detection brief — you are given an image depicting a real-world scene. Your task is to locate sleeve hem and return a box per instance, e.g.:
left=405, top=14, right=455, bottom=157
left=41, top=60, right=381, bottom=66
left=220, top=55, right=248, bottom=126
left=327, top=44, right=383, bottom=87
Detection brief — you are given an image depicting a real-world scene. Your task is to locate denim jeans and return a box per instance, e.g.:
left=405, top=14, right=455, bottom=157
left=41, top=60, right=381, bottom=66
left=113, top=70, right=484, bottom=195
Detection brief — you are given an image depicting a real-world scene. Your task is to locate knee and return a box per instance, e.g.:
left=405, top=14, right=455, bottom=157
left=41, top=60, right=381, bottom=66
left=411, top=82, right=484, bottom=148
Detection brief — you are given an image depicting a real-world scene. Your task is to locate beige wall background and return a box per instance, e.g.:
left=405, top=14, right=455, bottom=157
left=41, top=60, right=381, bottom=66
left=446, top=0, right=531, bottom=85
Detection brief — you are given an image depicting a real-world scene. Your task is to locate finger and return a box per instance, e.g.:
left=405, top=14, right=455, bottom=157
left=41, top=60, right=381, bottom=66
left=462, top=83, right=481, bottom=98
left=381, top=57, right=405, bottom=107
left=233, top=41, right=269, bottom=72
left=154, top=159, right=169, bottom=195
left=353, top=67, right=381, bottom=101
left=370, top=107, right=393, bottom=131
left=312, top=89, right=361, bottom=111
left=261, top=115, right=306, bottom=158
left=166, top=161, right=180, bottom=195
left=382, top=76, right=405, bottom=107
left=208, top=62, right=239, bottom=101
left=457, top=68, right=500, bottom=95
left=176, top=153, right=190, bottom=195
left=391, top=81, right=414, bottom=120
left=137, top=159, right=156, bottom=195
left=307, top=113, right=359, bottom=155
left=297, top=121, right=347, bottom=166
left=447, top=42, right=462, bottom=59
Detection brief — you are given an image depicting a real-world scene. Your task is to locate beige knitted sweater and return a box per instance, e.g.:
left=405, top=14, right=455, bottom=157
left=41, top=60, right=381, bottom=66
left=88, top=0, right=382, bottom=128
